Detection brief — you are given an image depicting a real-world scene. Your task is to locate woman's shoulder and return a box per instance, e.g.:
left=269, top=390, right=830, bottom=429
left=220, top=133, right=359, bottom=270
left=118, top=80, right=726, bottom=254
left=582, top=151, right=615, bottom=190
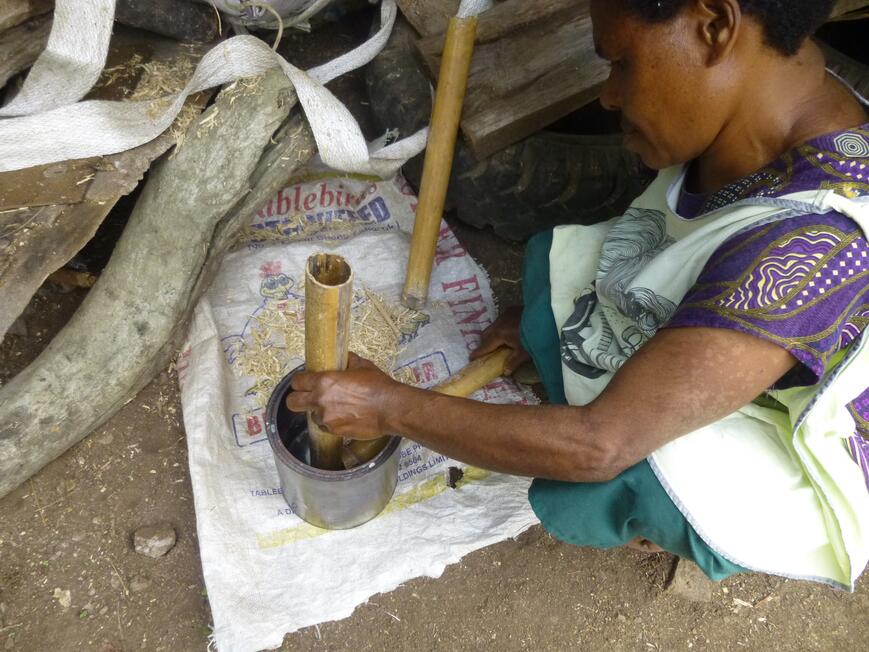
left=669, top=210, right=868, bottom=385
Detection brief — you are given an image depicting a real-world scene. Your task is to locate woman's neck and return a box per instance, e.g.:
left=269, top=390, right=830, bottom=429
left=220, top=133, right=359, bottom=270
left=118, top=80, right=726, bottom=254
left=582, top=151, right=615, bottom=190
left=687, top=41, right=867, bottom=195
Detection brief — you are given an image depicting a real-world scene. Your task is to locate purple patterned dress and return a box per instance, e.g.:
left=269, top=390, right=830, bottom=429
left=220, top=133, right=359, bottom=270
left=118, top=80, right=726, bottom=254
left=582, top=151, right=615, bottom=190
left=666, top=124, right=869, bottom=489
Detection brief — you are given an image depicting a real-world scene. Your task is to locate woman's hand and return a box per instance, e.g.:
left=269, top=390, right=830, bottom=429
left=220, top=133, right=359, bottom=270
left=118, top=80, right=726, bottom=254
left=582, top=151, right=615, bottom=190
left=471, top=306, right=530, bottom=374
left=285, top=353, right=401, bottom=440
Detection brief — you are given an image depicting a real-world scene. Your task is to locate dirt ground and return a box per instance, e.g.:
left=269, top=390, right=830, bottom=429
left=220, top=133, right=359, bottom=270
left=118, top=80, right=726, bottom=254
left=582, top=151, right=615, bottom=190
left=2, top=10, right=869, bottom=652
left=3, top=218, right=869, bottom=652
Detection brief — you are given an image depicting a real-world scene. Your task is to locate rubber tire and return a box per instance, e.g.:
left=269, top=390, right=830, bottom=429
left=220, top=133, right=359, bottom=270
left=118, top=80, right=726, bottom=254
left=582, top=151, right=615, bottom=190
left=365, top=17, right=651, bottom=241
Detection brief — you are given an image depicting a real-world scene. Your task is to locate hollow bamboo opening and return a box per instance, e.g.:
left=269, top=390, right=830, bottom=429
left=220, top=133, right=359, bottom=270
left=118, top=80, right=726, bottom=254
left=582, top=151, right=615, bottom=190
left=305, top=253, right=353, bottom=470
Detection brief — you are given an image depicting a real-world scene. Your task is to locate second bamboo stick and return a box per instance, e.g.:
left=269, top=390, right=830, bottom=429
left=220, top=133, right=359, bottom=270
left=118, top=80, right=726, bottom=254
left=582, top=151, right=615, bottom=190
left=401, top=15, right=479, bottom=309
left=341, top=347, right=513, bottom=468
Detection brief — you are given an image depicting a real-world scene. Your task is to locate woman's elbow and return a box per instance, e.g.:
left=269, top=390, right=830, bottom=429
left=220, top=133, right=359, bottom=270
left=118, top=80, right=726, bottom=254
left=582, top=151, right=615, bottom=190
left=561, top=442, right=631, bottom=484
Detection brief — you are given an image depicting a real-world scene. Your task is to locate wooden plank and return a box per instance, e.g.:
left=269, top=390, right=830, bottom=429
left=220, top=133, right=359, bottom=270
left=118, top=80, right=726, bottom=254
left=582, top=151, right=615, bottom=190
left=395, top=0, right=457, bottom=37
left=831, top=0, right=869, bottom=18
left=0, top=158, right=97, bottom=211
left=0, top=131, right=181, bottom=340
left=0, top=12, right=50, bottom=90
left=411, top=0, right=863, bottom=159
left=0, top=0, right=51, bottom=32
left=0, top=30, right=205, bottom=212
left=417, top=0, right=603, bottom=159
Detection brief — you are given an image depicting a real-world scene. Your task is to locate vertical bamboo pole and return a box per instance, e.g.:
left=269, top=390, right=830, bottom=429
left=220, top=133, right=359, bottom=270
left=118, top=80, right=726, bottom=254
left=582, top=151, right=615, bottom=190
left=401, top=15, right=479, bottom=309
left=305, top=253, right=353, bottom=470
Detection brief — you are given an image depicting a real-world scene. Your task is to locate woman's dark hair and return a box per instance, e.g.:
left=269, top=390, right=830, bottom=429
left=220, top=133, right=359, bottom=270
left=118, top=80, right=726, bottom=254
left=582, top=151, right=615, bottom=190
left=620, top=0, right=835, bottom=56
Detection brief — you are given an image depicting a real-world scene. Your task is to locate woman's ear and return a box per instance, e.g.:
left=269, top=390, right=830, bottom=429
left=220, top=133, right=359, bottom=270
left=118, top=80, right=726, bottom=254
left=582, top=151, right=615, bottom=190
left=695, top=0, right=740, bottom=65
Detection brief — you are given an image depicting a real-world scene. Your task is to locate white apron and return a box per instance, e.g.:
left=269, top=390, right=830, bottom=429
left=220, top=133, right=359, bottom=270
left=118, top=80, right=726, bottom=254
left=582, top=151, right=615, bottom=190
left=549, top=166, right=869, bottom=588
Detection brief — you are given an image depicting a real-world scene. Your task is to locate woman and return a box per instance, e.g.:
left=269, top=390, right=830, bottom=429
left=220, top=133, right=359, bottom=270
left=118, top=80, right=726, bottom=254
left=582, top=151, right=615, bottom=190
left=288, top=0, right=869, bottom=586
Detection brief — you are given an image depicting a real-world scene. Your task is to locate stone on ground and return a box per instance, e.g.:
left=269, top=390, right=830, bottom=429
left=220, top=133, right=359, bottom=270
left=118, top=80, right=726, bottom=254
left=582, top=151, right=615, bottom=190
left=666, top=559, right=714, bottom=602
left=133, top=523, right=176, bottom=558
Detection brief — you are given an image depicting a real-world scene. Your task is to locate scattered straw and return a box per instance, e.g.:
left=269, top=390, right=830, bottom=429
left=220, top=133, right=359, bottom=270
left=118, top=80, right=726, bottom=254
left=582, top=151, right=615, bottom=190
left=237, top=211, right=392, bottom=246
left=223, top=75, right=265, bottom=105
left=128, top=56, right=196, bottom=103
left=94, top=53, right=202, bottom=151
left=232, top=286, right=424, bottom=409
left=94, top=54, right=144, bottom=88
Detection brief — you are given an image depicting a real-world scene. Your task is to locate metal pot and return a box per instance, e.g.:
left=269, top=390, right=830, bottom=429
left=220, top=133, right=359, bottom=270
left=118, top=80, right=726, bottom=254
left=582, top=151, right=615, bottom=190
left=264, top=365, right=401, bottom=529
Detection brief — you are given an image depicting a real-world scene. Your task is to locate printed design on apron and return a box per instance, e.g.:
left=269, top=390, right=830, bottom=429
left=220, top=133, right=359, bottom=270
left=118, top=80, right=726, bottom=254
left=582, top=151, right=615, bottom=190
left=560, top=208, right=677, bottom=377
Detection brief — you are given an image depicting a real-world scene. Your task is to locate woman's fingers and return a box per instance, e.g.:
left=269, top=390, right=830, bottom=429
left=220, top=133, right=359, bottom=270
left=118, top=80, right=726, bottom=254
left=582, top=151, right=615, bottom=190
left=470, top=333, right=506, bottom=360
left=471, top=306, right=524, bottom=360
left=283, top=364, right=397, bottom=438
left=504, top=348, right=531, bottom=376
left=285, top=389, right=315, bottom=413
left=347, top=352, right=378, bottom=370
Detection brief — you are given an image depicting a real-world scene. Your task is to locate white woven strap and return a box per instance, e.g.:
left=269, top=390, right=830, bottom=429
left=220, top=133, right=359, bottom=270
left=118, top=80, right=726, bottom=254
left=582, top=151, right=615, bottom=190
left=0, top=0, right=116, bottom=117
left=0, top=0, right=493, bottom=177
left=457, top=0, right=493, bottom=18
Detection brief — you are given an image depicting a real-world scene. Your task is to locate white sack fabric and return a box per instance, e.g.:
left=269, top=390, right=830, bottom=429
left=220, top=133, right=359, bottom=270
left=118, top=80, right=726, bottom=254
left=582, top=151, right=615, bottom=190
left=179, top=172, right=539, bottom=652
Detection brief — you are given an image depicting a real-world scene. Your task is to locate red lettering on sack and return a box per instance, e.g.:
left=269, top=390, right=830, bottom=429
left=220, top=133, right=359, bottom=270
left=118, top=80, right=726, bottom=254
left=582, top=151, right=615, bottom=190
left=441, top=275, right=480, bottom=294
left=276, top=189, right=291, bottom=215
left=246, top=416, right=262, bottom=436
left=319, top=183, right=334, bottom=208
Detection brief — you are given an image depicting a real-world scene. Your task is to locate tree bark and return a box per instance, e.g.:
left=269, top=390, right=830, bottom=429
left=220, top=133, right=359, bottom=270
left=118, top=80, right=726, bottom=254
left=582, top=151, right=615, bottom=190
left=0, top=13, right=50, bottom=89
left=0, top=0, right=51, bottom=32
left=0, top=70, right=316, bottom=499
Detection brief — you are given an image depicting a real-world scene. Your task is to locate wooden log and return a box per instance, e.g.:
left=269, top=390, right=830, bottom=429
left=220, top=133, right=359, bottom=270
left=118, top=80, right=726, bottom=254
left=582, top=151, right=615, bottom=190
left=0, top=71, right=318, bottom=499
left=405, top=0, right=865, bottom=160
left=395, top=0, right=457, bottom=37
left=115, top=0, right=220, bottom=43
left=305, top=253, right=353, bottom=471
left=0, top=0, right=51, bottom=32
left=343, top=347, right=512, bottom=467
left=831, top=0, right=869, bottom=18
left=0, top=12, right=51, bottom=90
left=416, top=0, right=604, bottom=160
left=402, top=15, right=478, bottom=309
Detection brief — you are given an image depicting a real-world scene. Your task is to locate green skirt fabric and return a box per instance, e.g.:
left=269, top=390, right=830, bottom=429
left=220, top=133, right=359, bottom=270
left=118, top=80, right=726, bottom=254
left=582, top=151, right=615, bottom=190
left=520, top=230, right=746, bottom=581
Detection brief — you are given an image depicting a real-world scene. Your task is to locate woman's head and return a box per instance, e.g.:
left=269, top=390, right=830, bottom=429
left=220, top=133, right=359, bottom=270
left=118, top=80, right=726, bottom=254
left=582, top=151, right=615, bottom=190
left=590, top=0, right=836, bottom=169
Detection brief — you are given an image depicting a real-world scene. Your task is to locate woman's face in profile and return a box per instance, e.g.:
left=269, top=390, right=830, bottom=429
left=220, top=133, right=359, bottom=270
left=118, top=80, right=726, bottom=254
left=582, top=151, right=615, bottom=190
left=590, top=0, right=738, bottom=170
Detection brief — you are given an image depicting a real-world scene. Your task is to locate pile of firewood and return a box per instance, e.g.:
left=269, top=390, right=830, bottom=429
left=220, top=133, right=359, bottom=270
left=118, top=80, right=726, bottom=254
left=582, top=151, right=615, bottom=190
left=0, top=0, right=317, bottom=499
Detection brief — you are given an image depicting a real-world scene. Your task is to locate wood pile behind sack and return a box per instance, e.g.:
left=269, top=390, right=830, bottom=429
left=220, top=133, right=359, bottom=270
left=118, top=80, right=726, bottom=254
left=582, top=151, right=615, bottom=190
left=400, top=0, right=869, bottom=160
left=411, top=0, right=604, bottom=160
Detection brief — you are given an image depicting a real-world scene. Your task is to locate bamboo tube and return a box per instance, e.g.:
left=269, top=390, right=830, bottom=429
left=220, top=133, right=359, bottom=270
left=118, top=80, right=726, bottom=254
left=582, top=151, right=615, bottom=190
left=401, top=15, right=479, bottom=309
left=305, top=253, right=353, bottom=470
left=431, top=346, right=512, bottom=397
left=342, top=347, right=513, bottom=468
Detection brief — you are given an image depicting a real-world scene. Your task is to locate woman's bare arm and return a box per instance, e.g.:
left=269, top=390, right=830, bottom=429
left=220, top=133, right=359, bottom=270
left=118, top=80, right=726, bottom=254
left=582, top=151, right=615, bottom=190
left=286, top=326, right=795, bottom=482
